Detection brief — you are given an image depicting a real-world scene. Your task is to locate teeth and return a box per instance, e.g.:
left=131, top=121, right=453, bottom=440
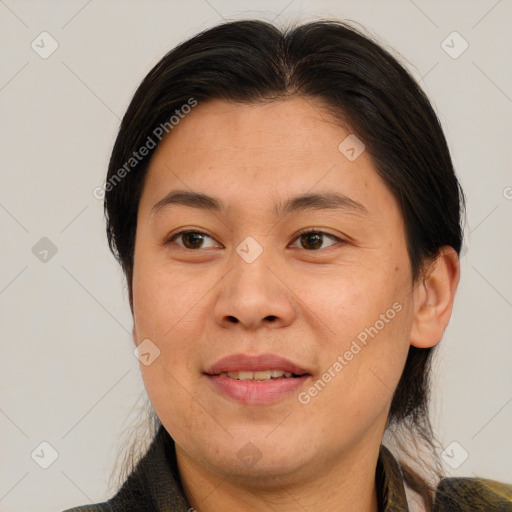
left=218, top=370, right=295, bottom=381
left=254, top=370, right=272, bottom=380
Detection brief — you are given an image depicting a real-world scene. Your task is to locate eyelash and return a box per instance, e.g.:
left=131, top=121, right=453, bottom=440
left=164, top=228, right=345, bottom=251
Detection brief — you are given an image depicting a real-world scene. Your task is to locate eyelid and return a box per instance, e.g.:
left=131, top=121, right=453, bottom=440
left=293, top=227, right=342, bottom=240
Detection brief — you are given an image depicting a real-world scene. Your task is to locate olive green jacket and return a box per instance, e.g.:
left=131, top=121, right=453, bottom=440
left=62, top=426, right=512, bottom=511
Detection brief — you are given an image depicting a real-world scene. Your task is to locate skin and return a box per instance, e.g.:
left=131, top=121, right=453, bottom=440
left=131, top=97, right=460, bottom=512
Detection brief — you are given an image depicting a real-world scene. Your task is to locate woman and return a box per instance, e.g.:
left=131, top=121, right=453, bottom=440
left=64, top=19, right=512, bottom=512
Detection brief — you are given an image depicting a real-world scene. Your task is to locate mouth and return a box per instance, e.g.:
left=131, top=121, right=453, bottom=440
left=203, top=353, right=312, bottom=405
left=204, top=352, right=311, bottom=377
left=210, top=369, right=308, bottom=381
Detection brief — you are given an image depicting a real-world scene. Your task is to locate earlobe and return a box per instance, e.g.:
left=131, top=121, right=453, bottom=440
left=410, top=246, right=460, bottom=349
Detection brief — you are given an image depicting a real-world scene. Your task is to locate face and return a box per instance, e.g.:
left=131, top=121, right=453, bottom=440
left=132, top=97, right=417, bottom=482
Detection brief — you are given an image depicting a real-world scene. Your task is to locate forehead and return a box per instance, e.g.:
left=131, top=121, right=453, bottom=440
left=139, top=97, right=400, bottom=222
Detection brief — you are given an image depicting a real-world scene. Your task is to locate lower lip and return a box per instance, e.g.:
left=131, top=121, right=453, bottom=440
left=205, top=375, right=310, bottom=405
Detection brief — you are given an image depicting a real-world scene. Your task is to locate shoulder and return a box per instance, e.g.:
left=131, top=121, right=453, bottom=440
left=60, top=496, right=148, bottom=512
left=60, top=481, right=154, bottom=512
left=61, top=503, right=111, bottom=512
left=60, top=426, right=181, bottom=512
left=61, top=501, right=114, bottom=512
left=434, top=476, right=512, bottom=511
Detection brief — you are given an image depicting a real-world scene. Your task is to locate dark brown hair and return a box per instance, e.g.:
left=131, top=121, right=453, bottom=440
left=104, top=19, right=466, bottom=509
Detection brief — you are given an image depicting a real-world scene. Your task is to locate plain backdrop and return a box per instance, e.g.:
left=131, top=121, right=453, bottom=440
left=0, top=1, right=511, bottom=511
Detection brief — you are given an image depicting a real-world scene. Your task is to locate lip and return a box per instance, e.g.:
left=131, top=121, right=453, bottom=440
left=204, top=353, right=310, bottom=376
left=206, top=374, right=311, bottom=405
left=203, top=353, right=312, bottom=405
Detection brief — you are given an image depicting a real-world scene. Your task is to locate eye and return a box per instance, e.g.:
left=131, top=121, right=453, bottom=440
left=164, top=228, right=344, bottom=251
left=289, top=229, right=343, bottom=251
left=165, top=230, right=220, bottom=250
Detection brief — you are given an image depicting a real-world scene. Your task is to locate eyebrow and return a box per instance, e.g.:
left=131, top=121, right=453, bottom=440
left=150, top=189, right=369, bottom=218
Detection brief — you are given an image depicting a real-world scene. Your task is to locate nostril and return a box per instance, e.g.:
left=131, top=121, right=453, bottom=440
left=225, top=315, right=277, bottom=324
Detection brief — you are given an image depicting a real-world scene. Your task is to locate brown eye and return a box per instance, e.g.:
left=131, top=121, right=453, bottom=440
left=166, top=230, right=219, bottom=250
left=290, top=230, right=342, bottom=251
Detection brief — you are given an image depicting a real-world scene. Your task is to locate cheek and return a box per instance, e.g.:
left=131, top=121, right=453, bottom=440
left=132, top=257, right=201, bottom=415
left=302, top=309, right=411, bottom=448
left=132, top=248, right=206, bottom=341
left=300, top=261, right=407, bottom=343
left=133, top=273, right=206, bottom=440
left=139, top=361, right=217, bottom=453
left=303, top=267, right=412, bottom=422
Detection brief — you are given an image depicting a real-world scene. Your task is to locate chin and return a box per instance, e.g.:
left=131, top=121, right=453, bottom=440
left=207, top=434, right=313, bottom=479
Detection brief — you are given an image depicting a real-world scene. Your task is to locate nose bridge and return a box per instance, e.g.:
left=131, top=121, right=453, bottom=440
left=235, top=234, right=267, bottom=266
left=229, top=234, right=276, bottom=297
left=212, top=234, right=296, bottom=329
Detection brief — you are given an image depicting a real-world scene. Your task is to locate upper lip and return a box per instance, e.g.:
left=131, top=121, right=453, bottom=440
left=204, top=353, right=310, bottom=376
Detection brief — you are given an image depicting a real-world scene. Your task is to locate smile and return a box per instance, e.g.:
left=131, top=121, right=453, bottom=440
left=216, top=370, right=300, bottom=380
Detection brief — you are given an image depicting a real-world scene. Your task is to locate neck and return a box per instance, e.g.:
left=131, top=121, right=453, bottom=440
left=176, top=440, right=381, bottom=512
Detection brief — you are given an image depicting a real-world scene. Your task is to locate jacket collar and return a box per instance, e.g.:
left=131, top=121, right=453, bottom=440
left=112, top=425, right=410, bottom=511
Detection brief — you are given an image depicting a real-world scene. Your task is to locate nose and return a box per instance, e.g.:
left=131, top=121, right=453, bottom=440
left=212, top=249, right=297, bottom=330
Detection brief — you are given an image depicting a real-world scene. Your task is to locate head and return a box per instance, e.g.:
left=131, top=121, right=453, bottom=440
left=105, top=19, right=464, bottom=503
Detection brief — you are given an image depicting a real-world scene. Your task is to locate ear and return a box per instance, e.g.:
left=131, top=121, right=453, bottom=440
left=410, top=245, right=460, bottom=349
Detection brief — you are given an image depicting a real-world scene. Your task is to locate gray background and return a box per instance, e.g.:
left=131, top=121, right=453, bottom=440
left=0, top=1, right=511, bottom=510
